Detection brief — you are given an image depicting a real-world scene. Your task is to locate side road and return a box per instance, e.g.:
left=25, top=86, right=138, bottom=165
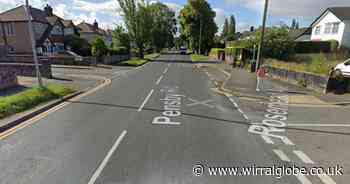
left=203, top=64, right=350, bottom=184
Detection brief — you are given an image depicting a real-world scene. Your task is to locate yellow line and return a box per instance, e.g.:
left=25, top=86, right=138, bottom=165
left=0, top=78, right=111, bottom=141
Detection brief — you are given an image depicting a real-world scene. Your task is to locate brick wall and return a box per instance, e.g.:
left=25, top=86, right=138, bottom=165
left=0, top=70, right=18, bottom=90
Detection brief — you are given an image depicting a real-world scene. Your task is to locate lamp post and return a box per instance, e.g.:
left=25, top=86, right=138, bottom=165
left=24, top=0, right=43, bottom=87
left=199, top=14, right=202, bottom=55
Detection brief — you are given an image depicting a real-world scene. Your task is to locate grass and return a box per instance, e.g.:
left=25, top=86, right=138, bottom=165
left=191, top=54, right=210, bottom=62
left=144, top=53, right=160, bottom=60
left=265, top=56, right=343, bottom=76
left=120, top=58, right=148, bottom=67
left=0, top=84, right=75, bottom=119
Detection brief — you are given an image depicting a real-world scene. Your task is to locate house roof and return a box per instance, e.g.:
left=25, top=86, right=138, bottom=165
left=46, top=16, right=60, bottom=26
left=77, top=22, right=105, bottom=35
left=311, top=7, right=350, bottom=27
left=288, top=28, right=311, bottom=40
left=0, top=5, right=48, bottom=23
left=328, top=7, right=350, bottom=20
left=62, top=20, right=75, bottom=28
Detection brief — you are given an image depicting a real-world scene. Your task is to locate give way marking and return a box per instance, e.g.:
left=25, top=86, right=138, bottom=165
left=187, top=98, right=215, bottom=108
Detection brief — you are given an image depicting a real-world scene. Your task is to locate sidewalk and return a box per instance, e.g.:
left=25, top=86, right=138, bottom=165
left=205, top=64, right=350, bottom=106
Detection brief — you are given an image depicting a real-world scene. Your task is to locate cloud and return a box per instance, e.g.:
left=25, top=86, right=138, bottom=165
left=72, top=0, right=121, bottom=16
left=214, top=8, right=226, bottom=32
left=224, top=0, right=350, bottom=18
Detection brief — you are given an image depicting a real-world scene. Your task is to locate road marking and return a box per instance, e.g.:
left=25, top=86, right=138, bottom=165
left=287, top=123, right=350, bottom=127
left=156, top=75, right=164, bottom=85
left=138, top=89, right=154, bottom=112
left=237, top=108, right=244, bottom=114
left=295, top=174, right=312, bottom=184
left=318, top=174, right=337, bottom=184
left=273, top=149, right=291, bottom=162
left=0, top=78, right=111, bottom=141
left=88, top=130, right=127, bottom=184
left=187, top=98, right=215, bottom=108
left=293, top=150, right=314, bottom=164
left=163, top=67, right=169, bottom=74
left=243, top=114, right=249, bottom=120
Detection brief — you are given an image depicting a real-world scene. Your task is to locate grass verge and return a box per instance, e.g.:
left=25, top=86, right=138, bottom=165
left=144, top=53, right=160, bottom=60
left=0, top=84, right=75, bottom=119
left=119, top=58, right=148, bottom=67
left=191, top=54, right=210, bottom=62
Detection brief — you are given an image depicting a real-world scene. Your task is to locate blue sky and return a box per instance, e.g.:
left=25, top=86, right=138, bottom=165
left=1, top=0, right=350, bottom=32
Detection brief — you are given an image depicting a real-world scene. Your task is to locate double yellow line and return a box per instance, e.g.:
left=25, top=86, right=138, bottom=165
left=0, top=78, right=112, bottom=141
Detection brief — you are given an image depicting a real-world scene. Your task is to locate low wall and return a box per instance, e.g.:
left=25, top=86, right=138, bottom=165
left=0, top=70, right=18, bottom=90
left=265, top=66, right=329, bottom=93
left=101, top=55, right=130, bottom=64
left=0, top=63, right=52, bottom=78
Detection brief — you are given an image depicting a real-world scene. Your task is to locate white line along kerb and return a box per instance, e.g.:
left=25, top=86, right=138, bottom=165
left=88, top=130, right=127, bottom=184
left=163, top=67, right=169, bottom=74
left=138, top=89, right=154, bottom=112
left=156, top=75, right=164, bottom=85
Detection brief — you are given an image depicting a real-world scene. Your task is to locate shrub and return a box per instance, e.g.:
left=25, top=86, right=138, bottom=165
left=64, top=35, right=91, bottom=56
left=91, top=37, right=108, bottom=57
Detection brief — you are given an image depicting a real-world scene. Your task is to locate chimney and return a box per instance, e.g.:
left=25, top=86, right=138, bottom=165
left=93, top=20, right=98, bottom=30
left=44, top=4, right=53, bottom=16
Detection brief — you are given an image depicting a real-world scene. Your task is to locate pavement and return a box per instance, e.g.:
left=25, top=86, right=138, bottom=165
left=0, top=55, right=348, bottom=184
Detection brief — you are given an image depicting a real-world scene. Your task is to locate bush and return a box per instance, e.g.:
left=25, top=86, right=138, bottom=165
left=91, top=37, right=108, bottom=57
left=64, top=35, right=91, bottom=56
left=109, top=47, right=129, bottom=55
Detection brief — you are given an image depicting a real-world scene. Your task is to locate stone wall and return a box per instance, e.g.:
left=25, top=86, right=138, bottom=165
left=265, top=66, right=329, bottom=93
left=0, top=63, right=52, bottom=78
left=0, top=70, right=18, bottom=90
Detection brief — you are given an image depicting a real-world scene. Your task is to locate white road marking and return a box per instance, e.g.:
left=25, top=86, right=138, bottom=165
left=156, top=75, right=164, bottom=85
left=138, top=89, right=154, bottom=112
left=293, top=150, right=314, bottom=164
left=318, top=174, right=337, bottom=184
left=287, top=124, right=350, bottom=127
left=163, top=67, right=169, bottom=74
left=238, top=109, right=244, bottom=114
left=88, top=130, right=127, bottom=184
left=273, top=149, right=291, bottom=162
left=187, top=98, right=215, bottom=108
left=243, top=114, right=249, bottom=120
left=261, top=135, right=275, bottom=144
left=295, top=174, right=312, bottom=184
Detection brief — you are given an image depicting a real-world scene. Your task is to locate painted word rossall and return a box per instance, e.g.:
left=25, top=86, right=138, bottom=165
left=152, top=86, right=184, bottom=125
left=248, top=94, right=294, bottom=145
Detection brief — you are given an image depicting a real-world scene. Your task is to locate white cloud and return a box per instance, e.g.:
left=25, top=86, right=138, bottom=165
left=214, top=8, right=226, bottom=32
left=225, top=0, right=350, bottom=18
left=72, top=0, right=121, bottom=16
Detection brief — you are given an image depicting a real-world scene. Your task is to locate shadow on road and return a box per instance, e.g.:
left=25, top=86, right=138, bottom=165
left=68, top=100, right=350, bottom=136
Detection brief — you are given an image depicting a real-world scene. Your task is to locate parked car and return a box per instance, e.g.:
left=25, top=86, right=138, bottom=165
left=334, top=58, right=350, bottom=78
left=180, top=47, right=187, bottom=55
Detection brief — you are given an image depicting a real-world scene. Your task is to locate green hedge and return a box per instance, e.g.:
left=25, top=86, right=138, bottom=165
left=109, top=47, right=129, bottom=55
left=209, top=48, right=225, bottom=56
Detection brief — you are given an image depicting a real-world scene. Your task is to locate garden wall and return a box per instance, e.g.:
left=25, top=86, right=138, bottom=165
left=0, top=70, right=18, bottom=90
left=0, top=63, right=52, bottom=78
left=265, top=66, right=329, bottom=93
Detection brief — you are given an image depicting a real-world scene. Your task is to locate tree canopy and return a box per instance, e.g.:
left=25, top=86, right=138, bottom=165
left=112, top=25, right=131, bottom=51
left=179, top=0, right=218, bottom=54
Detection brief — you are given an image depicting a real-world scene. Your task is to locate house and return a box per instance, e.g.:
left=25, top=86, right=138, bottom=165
left=77, top=21, right=107, bottom=44
left=0, top=5, right=67, bottom=55
left=0, top=5, right=50, bottom=55
left=289, top=28, right=312, bottom=42
left=310, top=7, right=350, bottom=48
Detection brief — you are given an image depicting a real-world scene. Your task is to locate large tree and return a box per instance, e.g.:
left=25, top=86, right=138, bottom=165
left=179, top=0, right=218, bottom=54
left=149, top=2, right=177, bottom=52
left=226, top=15, right=236, bottom=41
left=112, top=25, right=131, bottom=51
left=117, top=0, right=153, bottom=58
left=221, top=18, right=229, bottom=39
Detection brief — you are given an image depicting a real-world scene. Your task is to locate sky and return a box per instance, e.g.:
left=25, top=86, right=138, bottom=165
left=1, top=0, right=350, bottom=33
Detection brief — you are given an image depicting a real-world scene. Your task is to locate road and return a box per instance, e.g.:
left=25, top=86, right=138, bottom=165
left=0, top=54, right=304, bottom=184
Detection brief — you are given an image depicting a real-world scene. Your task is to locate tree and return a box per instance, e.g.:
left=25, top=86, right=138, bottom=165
left=117, top=0, right=153, bottom=59
left=91, top=37, right=108, bottom=60
left=291, top=19, right=296, bottom=29
left=221, top=18, right=229, bottom=39
left=64, top=35, right=91, bottom=56
left=112, top=25, right=131, bottom=51
left=228, top=15, right=236, bottom=38
left=149, top=2, right=177, bottom=52
left=179, top=0, right=218, bottom=54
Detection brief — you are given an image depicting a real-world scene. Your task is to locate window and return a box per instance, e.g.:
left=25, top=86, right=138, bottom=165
left=324, top=23, right=332, bottom=34
left=314, top=26, right=321, bottom=35
left=2, top=23, right=15, bottom=36
left=332, top=22, right=340, bottom=34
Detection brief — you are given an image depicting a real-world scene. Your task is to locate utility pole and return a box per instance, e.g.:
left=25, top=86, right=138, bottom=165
left=256, top=0, right=269, bottom=72
left=199, top=14, right=202, bottom=55
left=24, top=0, right=43, bottom=87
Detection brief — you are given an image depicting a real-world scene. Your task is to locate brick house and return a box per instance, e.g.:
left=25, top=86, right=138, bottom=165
left=0, top=5, right=73, bottom=56
left=77, top=20, right=108, bottom=44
